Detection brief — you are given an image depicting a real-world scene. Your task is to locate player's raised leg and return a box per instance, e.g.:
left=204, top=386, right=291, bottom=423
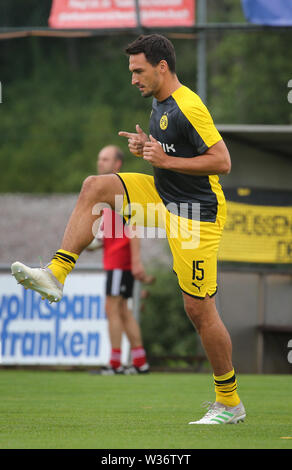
left=11, top=174, right=125, bottom=302
left=60, top=174, right=124, bottom=255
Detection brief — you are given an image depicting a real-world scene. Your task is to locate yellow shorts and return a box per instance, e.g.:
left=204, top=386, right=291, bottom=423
left=117, top=173, right=226, bottom=299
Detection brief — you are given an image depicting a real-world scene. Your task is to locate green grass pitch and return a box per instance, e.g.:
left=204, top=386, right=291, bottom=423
left=0, top=370, right=291, bottom=449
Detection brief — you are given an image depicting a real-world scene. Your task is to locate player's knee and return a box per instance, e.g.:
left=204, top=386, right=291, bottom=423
left=183, top=295, right=209, bottom=333
left=184, top=303, right=204, bottom=332
left=80, top=175, right=106, bottom=201
left=80, top=175, right=98, bottom=196
left=184, top=295, right=219, bottom=334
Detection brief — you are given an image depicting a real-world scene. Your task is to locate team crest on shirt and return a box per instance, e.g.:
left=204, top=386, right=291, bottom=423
left=160, top=114, right=168, bottom=130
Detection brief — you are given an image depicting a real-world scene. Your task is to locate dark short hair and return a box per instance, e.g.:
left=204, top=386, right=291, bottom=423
left=125, top=34, right=176, bottom=73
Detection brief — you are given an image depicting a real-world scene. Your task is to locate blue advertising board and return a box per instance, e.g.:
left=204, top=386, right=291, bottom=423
left=0, top=271, right=129, bottom=365
left=241, top=0, right=292, bottom=26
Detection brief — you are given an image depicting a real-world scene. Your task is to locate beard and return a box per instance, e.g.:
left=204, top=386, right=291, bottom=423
left=139, top=74, right=160, bottom=98
left=138, top=86, right=153, bottom=98
left=142, top=90, right=153, bottom=98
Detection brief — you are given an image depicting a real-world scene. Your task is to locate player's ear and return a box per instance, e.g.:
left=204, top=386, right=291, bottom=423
left=114, top=159, right=122, bottom=173
left=116, top=162, right=122, bottom=172
left=159, top=60, right=168, bottom=74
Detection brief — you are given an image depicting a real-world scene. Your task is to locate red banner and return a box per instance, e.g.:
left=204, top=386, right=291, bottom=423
left=49, top=0, right=195, bottom=29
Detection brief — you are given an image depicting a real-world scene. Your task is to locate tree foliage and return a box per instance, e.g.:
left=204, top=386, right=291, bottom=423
left=0, top=34, right=197, bottom=192
left=0, top=0, right=291, bottom=192
left=140, top=268, right=200, bottom=361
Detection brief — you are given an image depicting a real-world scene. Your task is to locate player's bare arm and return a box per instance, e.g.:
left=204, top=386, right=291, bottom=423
left=129, top=229, right=156, bottom=284
left=118, top=124, right=149, bottom=157
left=143, top=137, right=231, bottom=175
left=129, top=234, right=147, bottom=281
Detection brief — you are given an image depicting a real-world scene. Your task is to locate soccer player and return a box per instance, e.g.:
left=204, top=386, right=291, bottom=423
left=88, top=144, right=151, bottom=374
left=12, top=34, right=245, bottom=424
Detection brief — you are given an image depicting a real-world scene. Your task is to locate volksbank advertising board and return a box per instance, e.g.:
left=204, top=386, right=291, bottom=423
left=0, top=270, right=129, bottom=365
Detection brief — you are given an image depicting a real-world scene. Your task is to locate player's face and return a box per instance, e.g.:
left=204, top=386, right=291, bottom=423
left=97, top=151, right=119, bottom=175
left=129, top=53, right=162, bottom=98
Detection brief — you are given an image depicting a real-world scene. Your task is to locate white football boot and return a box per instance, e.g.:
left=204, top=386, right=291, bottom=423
left=189, top=401, right=246, bottom=425
left=11, top=261, right=63, bottom=303
left=124, top=363, right=150, bottom=374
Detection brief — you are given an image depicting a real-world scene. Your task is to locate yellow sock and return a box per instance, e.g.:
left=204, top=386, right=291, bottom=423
left=47, top=249, right=79, bottom=285
left=214, top=368, right=241, bottom=408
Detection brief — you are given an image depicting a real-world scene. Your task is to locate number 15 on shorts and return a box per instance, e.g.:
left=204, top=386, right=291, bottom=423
left=192, top=260, right=205, bottom=282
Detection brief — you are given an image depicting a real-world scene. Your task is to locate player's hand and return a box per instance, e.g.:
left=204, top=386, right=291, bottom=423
left=118, top=124, right=148, bottom=157
left=142, top=274, right=156, bottom=285
left=143, top=135, right=169, bottom=168
left=131, top=260, right=147, bottom=281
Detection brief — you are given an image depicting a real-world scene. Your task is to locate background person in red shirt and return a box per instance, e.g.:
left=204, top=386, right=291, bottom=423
left=88, top=145, right=154, bottom=374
